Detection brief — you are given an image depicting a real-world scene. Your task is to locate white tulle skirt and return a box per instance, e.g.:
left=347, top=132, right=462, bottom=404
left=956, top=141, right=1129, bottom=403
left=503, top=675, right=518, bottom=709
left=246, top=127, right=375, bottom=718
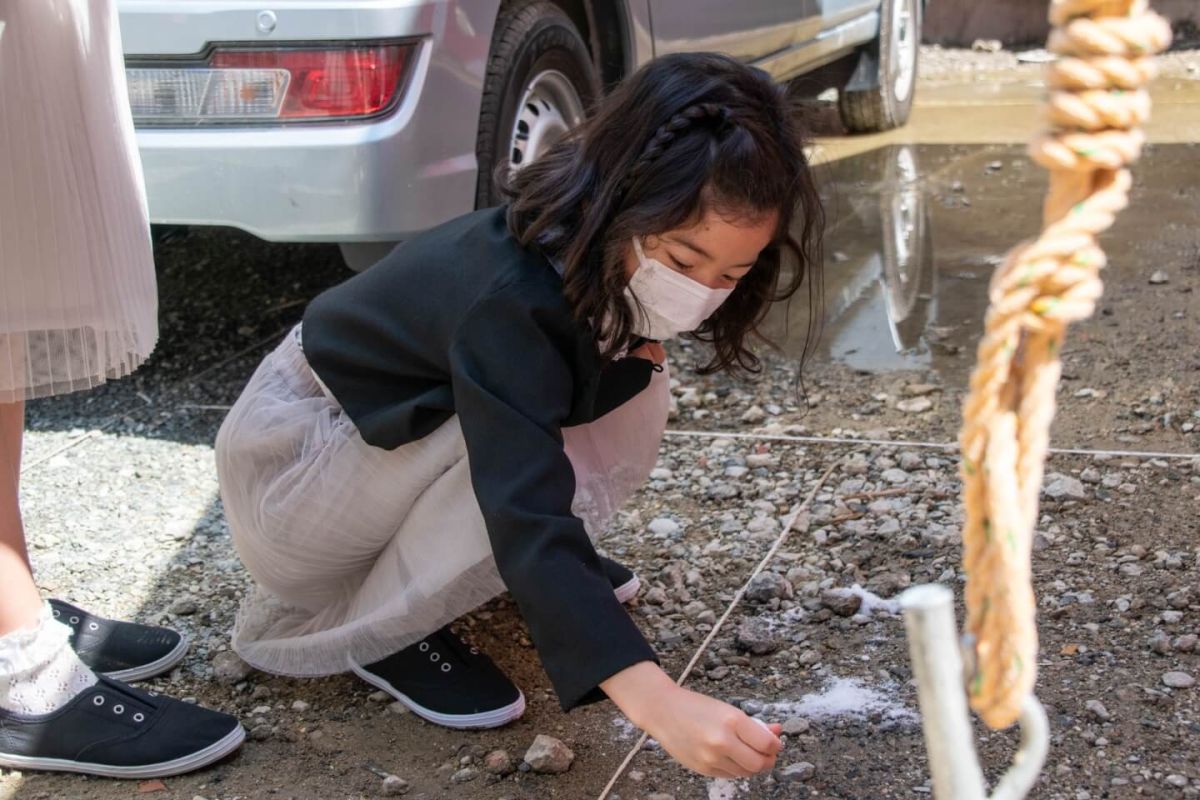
left=216, top=326, right=668, bottom=677
left=0, top=0, right=158, bottom=403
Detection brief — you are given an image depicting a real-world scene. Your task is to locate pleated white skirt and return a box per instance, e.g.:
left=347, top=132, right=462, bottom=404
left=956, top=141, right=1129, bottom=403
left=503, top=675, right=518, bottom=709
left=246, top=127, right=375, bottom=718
left=0, top=0, right=157, bottom=403
left=216, top=327, right=668, bottom=677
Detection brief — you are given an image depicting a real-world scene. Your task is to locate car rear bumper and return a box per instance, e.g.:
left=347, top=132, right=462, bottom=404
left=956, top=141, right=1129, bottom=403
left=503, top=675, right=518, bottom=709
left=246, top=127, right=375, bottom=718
left=119, top=0, right=497, bottom=242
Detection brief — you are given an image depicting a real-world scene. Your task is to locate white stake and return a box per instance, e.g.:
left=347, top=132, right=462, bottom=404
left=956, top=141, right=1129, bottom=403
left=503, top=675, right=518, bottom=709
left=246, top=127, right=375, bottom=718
left=899, top=584, right=1049, bottom=800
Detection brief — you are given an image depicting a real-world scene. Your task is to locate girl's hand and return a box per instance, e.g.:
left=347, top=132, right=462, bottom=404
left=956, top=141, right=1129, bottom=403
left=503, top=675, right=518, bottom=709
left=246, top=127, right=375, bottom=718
left=601, top=662, right=783, bottom=778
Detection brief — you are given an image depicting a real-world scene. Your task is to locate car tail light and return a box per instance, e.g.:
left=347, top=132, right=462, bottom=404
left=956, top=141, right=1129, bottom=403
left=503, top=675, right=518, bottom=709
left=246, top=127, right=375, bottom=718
left=127, top=43, right=412, bottom=125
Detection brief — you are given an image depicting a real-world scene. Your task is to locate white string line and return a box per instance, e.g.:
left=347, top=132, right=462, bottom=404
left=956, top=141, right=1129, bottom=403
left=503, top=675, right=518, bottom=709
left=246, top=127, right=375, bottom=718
left=595, top=458, right=845, bottom=800
left=664, top=428, right=1200, bottom=462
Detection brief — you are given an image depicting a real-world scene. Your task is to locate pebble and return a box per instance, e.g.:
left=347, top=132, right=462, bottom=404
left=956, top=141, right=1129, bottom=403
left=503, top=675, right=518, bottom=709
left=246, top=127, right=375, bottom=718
left=484, top=750, right=514, bottom=776
left=896, top=397, right=932, bottom=414
left=523, top=735, right=574, bottom=774
left=1043, top=474, right=1087, bottom=501
left=1173, top=634, right=1198, bottom=653
left=368, top=691, right=389, bottom=703
left=1085, top=700, right=1111, bottom=722
left=169, top=597, right=198, bottom=615
left=880, top=468, right=910, bottom=484
left=820, top=588, right=863, bottom=617
left=211, top=651, right=253, bottom=685
left=1149, top=270, right=1170, bottom=284
left=735, top=616, right=781, bottom=655
left=451, top=767, right=478, bottom=784
left=745, top=572, right=793, bottom=602
left=648, top=518, right=681, bottom=537
left=741, top=405, right=767, bottom=424
left=1162, top=672, right=1195, bottom=689
left=381, top=775, right=409, bottom=796
left=291, top=700, right=310, bottom=712
left=388, top=702, right=410, bottom=715
left=781, top=717, right=811, bottom=735
left=776, top=761, right=817, bottom=783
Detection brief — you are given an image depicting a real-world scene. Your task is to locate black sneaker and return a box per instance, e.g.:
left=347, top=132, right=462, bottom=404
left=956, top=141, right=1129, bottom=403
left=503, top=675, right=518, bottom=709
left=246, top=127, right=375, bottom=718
left=600, top=556, right=641, bottom=604
left=0, top=676, right=244, bottom=778
left=349, top=626, right=525, bottom=730
left=49, top=599, right=188, bottom=682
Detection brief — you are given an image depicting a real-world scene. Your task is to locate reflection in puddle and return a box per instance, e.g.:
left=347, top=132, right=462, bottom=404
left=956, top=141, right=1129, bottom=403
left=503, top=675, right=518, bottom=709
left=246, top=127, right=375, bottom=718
left=768, top=141, right=1192, bottom=378
left=765, top=143, right=1026, bottom=376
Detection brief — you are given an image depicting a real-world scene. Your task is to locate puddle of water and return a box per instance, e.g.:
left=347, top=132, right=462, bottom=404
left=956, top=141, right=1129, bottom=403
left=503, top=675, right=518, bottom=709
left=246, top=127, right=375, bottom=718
left=765, top=141, right=1200, bottom=378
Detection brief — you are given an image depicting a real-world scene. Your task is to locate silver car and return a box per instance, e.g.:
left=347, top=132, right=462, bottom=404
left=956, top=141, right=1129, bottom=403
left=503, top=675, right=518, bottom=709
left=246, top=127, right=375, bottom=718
left=120, top=0, right=922, bottom=268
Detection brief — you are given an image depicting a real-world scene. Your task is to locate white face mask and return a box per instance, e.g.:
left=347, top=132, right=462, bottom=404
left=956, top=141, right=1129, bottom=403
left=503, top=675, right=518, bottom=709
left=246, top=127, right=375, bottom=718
left=624, top=237, right=734, bottom=341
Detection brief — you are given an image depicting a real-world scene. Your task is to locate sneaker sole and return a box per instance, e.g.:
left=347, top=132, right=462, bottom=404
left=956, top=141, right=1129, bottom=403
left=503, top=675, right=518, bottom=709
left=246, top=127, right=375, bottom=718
left=101, top=633, right=191, bottom=683
left=348, top=657, right=525, bottom=730
left=613, top=574, right=641, bottom=605
left=0, top=723, right=245, bottom=779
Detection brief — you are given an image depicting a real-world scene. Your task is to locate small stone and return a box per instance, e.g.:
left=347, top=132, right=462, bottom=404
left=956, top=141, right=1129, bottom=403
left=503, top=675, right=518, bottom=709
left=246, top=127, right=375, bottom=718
left=880, top=468, right=910, bottom=484
left=896, top=397, right=932, bottom=414
left=1162, top=610, right=1184, bottom=624
left=628, top=770, right=645, bottom=782
left=745, top=572, right=793, bottom=603
left=735, top=617, right=781, bottom=655
left=249, top=724, right=272, bottom=741
left=1150, top=632, right=1172, bottom=655
left=1085, top=700, right=1111, bottom=722
left=741, top=405, right=767, bottom=424
left=388, top=701, right=410, bottom=715
left=451, top=767, right=478, bottom=784
left=368, top=690, right=389, bottom=703
left=777, top=761, right=817, bottom=783
left=1162, top=671, right=1195, bottom=689
left=972, top=39, right=1002, bottom=53
left=381, top=774, right=409, bottom=796
left=903, top=383, right=940, bottom=397
left=648, top=517, right=681, bottom=537
left=821, top=588, right=863, bottom=617
left=1166, top=775, right=1189, bottom=788
left=1149, top=270, right=1170, bottom=285
left=169, top=597, right=198, bottom=615
left=1173, top=634, right=1198, bottom=653
left=649, top=468, right=673, bottom=481
left=1043, top=474, right=1087, bottom=501
left=211, top=651, right=253, bottom=685
left=291, top=700, right=310, bottom=712
left=781, top=717, right=810, bottom=736
left=644, top=587, right=668, bottom=605
left=523, top=735, right=574, bottom=774
left=484, top=750, right=514, bottom=776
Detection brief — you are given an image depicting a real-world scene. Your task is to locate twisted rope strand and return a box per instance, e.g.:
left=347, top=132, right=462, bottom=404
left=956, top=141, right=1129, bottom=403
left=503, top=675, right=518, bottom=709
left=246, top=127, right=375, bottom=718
left=959, top=0, right=1169, bottom=729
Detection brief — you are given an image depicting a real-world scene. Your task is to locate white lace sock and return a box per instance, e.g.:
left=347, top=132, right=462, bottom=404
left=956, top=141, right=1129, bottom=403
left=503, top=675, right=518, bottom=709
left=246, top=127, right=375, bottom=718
left=0, top=602, right=98, bottom=715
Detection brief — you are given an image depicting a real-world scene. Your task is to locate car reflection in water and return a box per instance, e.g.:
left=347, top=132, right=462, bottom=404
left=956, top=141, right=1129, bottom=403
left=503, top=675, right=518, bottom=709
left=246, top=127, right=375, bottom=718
left=765, top=144, right=944, bottom=374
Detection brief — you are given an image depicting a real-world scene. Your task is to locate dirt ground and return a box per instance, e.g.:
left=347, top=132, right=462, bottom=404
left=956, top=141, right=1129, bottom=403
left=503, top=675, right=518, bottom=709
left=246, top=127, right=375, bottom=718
left=3, top=47, right=1199, bottom=800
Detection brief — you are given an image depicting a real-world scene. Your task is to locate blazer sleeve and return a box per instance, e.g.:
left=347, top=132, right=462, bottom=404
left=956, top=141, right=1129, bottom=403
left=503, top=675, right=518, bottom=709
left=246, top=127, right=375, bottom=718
left=448, top=281, right=659, bottom=710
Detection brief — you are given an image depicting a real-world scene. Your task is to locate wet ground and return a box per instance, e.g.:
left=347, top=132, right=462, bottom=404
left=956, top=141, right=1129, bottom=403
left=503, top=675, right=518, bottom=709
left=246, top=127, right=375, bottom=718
left=3, top=48, right=1199, bottom=800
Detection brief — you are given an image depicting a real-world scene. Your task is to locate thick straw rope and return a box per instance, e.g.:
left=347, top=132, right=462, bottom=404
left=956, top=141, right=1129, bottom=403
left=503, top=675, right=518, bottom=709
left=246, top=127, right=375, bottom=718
left=960, top=0, right=1170, bottom=729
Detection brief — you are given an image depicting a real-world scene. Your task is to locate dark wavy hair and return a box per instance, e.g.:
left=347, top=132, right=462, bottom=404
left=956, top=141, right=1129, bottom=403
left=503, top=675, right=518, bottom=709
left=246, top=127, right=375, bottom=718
left=498, top=52, right=823, bottom=374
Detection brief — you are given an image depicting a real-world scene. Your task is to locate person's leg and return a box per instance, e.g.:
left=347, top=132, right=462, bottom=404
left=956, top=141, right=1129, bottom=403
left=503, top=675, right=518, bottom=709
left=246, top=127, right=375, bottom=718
left=0, top=401, right=43, bottom=636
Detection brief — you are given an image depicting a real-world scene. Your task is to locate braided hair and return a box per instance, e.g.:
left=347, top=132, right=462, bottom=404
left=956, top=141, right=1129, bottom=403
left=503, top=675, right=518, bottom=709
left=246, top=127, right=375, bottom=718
left=500, top=52, right=823, bottom=374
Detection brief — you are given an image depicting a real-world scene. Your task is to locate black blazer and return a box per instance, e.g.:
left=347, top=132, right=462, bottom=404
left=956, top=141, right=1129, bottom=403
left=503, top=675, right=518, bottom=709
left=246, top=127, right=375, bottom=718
left=301, top=207, right=658, bottom=710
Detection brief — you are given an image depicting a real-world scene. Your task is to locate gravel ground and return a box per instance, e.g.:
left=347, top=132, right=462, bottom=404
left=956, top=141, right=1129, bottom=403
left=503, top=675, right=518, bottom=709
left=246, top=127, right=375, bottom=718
left=3, top=47, right=1199, bottom=800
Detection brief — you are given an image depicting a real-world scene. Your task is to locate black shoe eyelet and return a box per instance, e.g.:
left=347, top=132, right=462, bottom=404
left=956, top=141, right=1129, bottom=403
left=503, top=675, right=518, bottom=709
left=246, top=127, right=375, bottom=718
left=418, top=642, right=430, bottom=652
left=52, top=609, right=61, bottom=619
left=69, top=616, right=80, bottom=625
left=429, top=652, right=440, bottom=662
left=133, top=712, right=145, bottom=722
left=113, top=704, right=125, bottom=715
left=92, top=695, right=105, bottom=707
left=441, top=663, right=452, bottom=673
left=87, top=622, right=99, bottom=631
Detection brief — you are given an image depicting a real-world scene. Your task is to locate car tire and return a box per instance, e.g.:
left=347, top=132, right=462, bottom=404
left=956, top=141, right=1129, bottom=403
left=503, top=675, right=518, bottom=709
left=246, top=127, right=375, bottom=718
left=475, top=0, right=599, bottom=209
left=838, top=0, right=920, bottom=134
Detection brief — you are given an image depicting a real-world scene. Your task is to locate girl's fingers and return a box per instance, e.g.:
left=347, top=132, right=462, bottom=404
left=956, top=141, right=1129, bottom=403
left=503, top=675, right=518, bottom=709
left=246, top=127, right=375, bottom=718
left=735, top=715, right=783, bottom=756
left=724, top=736, right=776, bottom=774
